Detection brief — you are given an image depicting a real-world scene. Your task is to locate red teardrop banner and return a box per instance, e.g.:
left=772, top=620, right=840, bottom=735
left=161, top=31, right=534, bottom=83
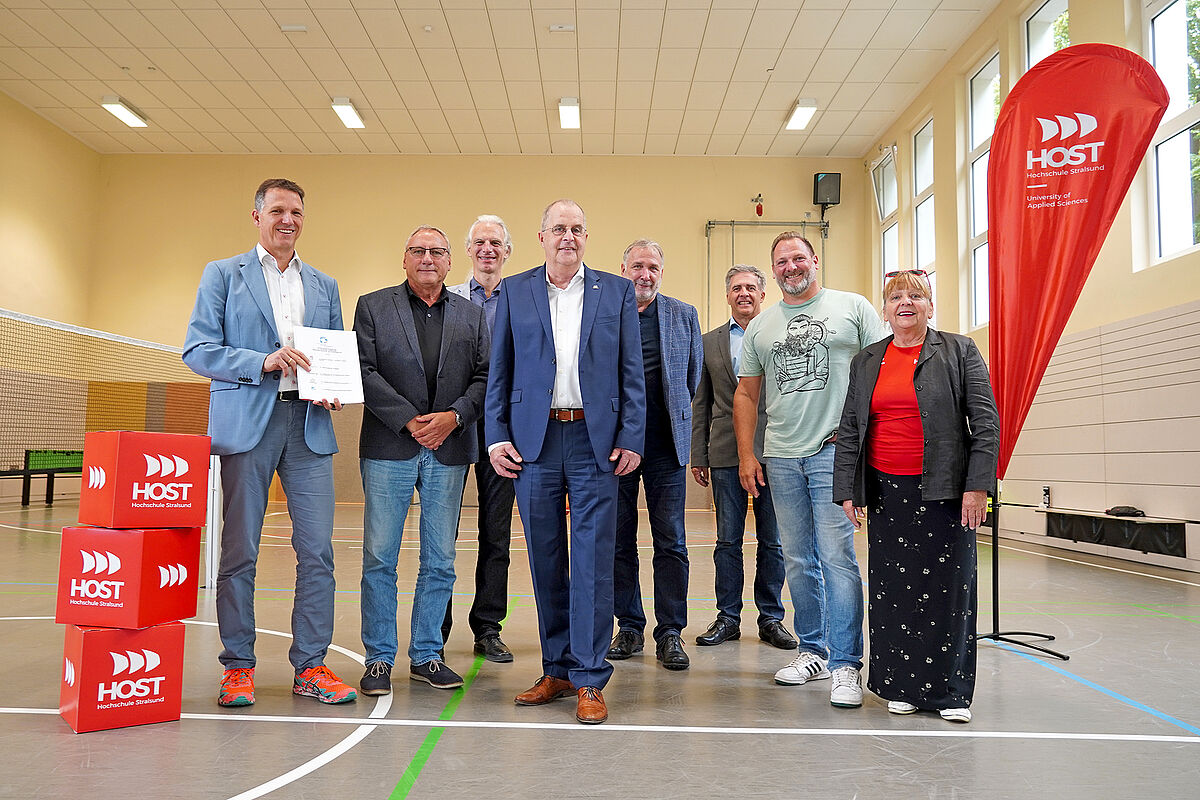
left=988, top=44, right=1169, bottom=480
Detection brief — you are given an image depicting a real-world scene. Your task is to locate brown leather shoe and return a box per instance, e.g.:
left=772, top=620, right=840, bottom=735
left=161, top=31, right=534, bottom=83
left=576, top=686, right=608, bottom=724
left=514, top=675, right=576, bottom=706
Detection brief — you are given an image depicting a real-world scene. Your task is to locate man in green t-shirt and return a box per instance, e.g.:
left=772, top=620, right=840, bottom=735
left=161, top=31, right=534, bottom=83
left=733, top=231, right=886, bottom=710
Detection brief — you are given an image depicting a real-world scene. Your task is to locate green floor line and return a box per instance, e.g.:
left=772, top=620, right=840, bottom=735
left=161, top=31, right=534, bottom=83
left=1133, top=604, right=1200, bottom=625
left=390, top=599, right=516, bottom=800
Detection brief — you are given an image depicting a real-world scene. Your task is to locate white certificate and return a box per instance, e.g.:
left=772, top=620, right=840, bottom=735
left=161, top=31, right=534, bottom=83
left=293, top=326, right=364, bottom=405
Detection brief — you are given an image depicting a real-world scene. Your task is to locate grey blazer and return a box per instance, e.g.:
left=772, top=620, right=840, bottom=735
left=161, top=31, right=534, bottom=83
left=354, top=283, right=490, bottom=466
left=833, top=327, right=999, bottom=504
left=691, top=321, right=768, bottom=469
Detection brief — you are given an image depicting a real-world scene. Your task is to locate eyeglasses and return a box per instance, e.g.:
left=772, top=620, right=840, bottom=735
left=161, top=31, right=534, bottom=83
left=406, top=246, right=450, bottom=259
left=884, top=269, right=929, bottom=278
left=543, top=224, right=586, bottom=237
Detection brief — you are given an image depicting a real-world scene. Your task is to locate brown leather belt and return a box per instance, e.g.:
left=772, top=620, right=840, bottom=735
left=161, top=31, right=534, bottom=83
left=549, top=408, right=585, bottom=422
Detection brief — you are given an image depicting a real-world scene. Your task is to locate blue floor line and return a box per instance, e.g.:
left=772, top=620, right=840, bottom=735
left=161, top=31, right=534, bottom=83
left=995, top=641, right=1200, bottom=737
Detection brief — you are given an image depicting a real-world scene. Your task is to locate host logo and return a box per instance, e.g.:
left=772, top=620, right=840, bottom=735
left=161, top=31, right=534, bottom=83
left=87, top=466, right=106, bottom=489
left=133, top=453, right=194, bottom=502
left=80, top=550, right=122, bottom=575
left=1028, top=111, right=1104, bottom=169
left=158, top=563, right=189, bottom=588
left=65, top=657, right=76, bottom=687
left=97, top=649, right=166, bottom=702
left=144, top=453, right=190, bottom=479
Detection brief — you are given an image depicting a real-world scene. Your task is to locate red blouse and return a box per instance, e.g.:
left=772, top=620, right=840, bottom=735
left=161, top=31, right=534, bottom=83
left=867, top=342, right=924, bottom=475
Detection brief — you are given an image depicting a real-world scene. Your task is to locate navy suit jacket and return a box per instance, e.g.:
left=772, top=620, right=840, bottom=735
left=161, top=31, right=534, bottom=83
left=354, top=284, right=490, bottom=466
left=485, top=264, right=646, bottom=470
left=183, top=248, right=342, bottom=456
left=648, top=294, right=703, bottom=467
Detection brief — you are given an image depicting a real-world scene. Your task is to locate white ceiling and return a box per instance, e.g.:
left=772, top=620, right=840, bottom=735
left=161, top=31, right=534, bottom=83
left=0, top=0, right=1001, bottom=157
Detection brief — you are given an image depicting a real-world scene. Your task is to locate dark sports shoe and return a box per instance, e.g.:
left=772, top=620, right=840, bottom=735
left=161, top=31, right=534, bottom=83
left=410, top=659, right=463, bottom=689
left=359, top=661, right=392, bottom=696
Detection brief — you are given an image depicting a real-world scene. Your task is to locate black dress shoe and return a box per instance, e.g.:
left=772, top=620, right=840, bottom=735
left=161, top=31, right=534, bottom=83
left=656, top=633, right=690, bottom=670
left=607, top=630, right=644, bottom=660
left=474, top=634, right=514, bottom=663
left=696, top=618, right=741, bottom=646
left=758, top=620, right=799, bottom=650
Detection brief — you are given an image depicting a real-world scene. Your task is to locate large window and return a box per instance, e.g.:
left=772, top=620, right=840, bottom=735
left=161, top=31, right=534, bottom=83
left=1026, top=0, right=1070, bottom=69
left=913, top=119, right=937, bottom=325
left=967, top=53, right=1000, bottom=326
left=1148, top=0, right=1200, bottom=259
left=873, top=150, right=899, bottom=275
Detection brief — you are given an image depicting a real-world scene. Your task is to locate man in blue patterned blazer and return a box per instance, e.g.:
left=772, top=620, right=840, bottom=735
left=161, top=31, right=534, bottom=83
left=607, top=239, right=704, bottom=671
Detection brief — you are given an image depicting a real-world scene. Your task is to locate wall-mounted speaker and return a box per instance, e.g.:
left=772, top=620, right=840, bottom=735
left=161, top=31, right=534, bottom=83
left=813, top=173, right=841, bottom=206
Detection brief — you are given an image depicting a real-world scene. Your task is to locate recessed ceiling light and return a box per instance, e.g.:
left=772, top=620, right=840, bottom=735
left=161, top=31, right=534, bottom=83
left=549, top=24, right=575, bottom=32
left=786, top=99, right=817, bottom=130
left=279, top=23, right=307, bottom=33
left=558, top=97, right=580, bottom=129
left=331, top=97, right=365, bottom=129
left=101, top=95, right=148, bottom=128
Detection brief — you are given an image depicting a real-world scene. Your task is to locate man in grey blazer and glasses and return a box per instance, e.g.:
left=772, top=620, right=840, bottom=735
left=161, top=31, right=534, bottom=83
left=690, top=265, right=797, bottom=651
left=355, top=225, right=491, bottom=696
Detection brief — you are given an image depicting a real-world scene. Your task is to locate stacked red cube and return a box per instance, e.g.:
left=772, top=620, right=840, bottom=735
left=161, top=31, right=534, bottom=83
left=56, top=431, right=210, bottom=733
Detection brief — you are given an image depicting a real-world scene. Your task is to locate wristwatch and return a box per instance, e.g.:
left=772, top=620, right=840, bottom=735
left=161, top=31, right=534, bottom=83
left=452, top=410, right=463, bottom=428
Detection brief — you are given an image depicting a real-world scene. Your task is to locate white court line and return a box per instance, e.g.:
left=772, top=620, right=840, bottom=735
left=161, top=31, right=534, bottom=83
left=3, top=706, right=1196, bottom=744
left=989, top=540, right=1200, bottom=589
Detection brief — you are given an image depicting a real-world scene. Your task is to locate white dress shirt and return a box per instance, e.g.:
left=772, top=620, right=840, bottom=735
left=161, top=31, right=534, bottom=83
left=256, top=243, right=305, bottom=392
left=546, top=263, right=586, bottom=408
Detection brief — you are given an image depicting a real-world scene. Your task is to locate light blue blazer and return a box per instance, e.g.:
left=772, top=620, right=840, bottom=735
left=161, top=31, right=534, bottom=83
left=182, top=249, right=344, bottom=456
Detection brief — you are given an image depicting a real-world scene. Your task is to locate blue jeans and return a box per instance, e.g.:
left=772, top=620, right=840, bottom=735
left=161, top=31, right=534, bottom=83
left=766, top=444, right=864, bottom=671
left=710, top=465, right=786, bottom=628
left=217, top=399, right=335, bottom=672
left=360, top=452, right=467, bottom=666
left=613, top=447, right=689, bottom=641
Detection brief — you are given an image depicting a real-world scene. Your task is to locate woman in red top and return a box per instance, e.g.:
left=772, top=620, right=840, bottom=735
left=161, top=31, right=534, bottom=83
left=833, top=270, right=999, bottom=723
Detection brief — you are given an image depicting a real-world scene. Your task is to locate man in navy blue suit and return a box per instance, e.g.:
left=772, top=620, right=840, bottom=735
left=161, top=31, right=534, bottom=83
left=183, top=178, right=357, bottom=708
left=607, top=239, right=703, bottom=671
left=486, top=199, right=646, bottom=725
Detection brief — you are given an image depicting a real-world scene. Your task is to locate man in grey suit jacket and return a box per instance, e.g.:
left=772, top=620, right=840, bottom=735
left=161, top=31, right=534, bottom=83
left=690, top=265, right=796, bottom=651
left=608, top=239, right=703, bottom=670
left=183, top=178, right=357, bottom=708
left=355, top=225, right=490, bottom=696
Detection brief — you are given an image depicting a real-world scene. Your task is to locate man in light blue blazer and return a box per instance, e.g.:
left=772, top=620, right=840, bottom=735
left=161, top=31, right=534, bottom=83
left=607, top=239, right=703, bottom=671
left=183, top=178, right=357, bottom=708
left=486, top=199, right=646, bottom=725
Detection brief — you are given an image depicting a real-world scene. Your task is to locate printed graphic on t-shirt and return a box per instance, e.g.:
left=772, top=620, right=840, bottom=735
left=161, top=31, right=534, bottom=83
left=770, top=314, right=833, bottom=394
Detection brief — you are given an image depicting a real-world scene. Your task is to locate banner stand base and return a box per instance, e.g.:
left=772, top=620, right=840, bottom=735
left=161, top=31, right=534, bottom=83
left=972, top=500, right=1070, bottom=661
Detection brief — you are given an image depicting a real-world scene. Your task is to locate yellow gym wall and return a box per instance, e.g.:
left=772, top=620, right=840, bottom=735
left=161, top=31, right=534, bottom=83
left=863, top=0, right=1200, bottom=357
left=0, top=91, right=102, bottom=327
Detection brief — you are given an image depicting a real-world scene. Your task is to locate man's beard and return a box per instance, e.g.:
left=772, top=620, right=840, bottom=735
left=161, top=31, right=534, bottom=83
left=777, top=271, right=813, bottom=296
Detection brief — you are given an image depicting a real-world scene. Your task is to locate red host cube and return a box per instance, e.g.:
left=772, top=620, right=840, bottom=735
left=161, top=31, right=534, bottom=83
left=56, top=526, right=201, bottom=629
left=78, top=431, right=211, bottom=529
left=60, top=622, right=185, bottom=733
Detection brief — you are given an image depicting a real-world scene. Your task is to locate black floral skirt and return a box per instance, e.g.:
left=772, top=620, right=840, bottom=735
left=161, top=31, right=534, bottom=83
left=865, top=468, right=976, bottom=709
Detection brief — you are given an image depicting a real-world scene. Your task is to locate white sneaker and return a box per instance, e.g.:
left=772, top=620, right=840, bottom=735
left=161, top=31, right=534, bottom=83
left=887, top=700, right=918, bottom=715
left=829, top=666, right=863, bottom=708
left=773, top=652, right=829, bottom=685
left=940, top=707, right=972, bottom=723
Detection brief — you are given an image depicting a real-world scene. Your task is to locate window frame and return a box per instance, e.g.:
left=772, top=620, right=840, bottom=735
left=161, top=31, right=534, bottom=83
left=1024, top=0, right=1070, bottom=71
left=966, top=51, right=1000, bottom=328
left=1145, top=0, right=1200, bottom=264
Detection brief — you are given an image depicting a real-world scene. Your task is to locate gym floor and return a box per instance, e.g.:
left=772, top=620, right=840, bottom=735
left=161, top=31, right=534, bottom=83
left=3, top=499, right=1198, bottom=799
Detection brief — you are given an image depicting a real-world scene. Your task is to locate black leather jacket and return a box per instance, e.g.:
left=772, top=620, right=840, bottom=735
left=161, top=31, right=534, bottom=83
left=833, top=328, right=999, bottom=504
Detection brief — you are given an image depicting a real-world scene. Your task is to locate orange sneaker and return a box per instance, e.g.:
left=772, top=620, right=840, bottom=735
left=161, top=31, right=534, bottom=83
left=293, top=665, right=357, bottom=704
left=218, top=668, right=255, bottom=707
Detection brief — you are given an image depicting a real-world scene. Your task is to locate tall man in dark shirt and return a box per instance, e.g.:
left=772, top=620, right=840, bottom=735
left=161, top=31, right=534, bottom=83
left=444, top=214, right=517, bottom=662
left=608, top=239, right=703, bottom=670
left=354, top=225, right=490, bottom=695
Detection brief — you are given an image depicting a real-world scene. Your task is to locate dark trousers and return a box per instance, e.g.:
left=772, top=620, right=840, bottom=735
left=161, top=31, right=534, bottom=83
left=612, top=445, right=689, bottom=642
left=442, top=453, right=515, bottom=643
left=514, top=420, right=618, bottom=689
left=710, top=465, right=786, bottom=627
